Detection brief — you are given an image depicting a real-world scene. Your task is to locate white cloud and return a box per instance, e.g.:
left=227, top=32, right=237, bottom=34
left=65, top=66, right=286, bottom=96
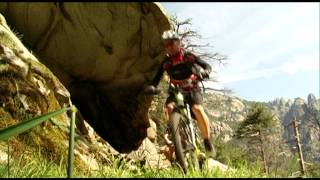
left=281, top=55, right=319, bottom=75
left=216, top=54, right=319, bottom=84
left=216, top=67, right=282, bottom=84
left=225, top=3, right=319, bottom=68
left=214, top=54, right=319, bottom=84
left=211, top=3, right=319, bottom=80
left=202, top=80, right=226, bottom=90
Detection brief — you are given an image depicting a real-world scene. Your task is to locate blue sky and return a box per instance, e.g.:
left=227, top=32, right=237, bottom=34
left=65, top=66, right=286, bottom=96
left=161, top=2, right=319, bottom=102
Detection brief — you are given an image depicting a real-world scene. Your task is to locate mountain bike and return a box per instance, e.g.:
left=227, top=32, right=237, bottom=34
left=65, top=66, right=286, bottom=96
left=144, top=83, right=201, bottom=174
left=144, top=64, right=223, bottom=173
left=167, top=84, right=202, bottom=173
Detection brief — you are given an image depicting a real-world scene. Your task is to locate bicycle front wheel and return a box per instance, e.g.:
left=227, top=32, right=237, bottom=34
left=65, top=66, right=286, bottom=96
left=169, top=111, right=201, bottom=173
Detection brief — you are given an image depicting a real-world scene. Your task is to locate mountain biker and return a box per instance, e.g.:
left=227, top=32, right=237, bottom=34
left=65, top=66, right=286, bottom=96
left=150, top=30, right=216, bottom=158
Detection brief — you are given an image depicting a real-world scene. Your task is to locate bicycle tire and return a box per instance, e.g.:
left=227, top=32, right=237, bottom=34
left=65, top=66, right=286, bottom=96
left=187, top=121, right=200, bottom=172
left=169, top=112, right=199, bottom=173
left=169, top=112, right=188, bottom=173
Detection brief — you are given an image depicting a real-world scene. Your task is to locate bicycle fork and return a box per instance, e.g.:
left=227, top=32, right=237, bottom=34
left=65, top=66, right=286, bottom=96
left=185, top=104, right=197, bottom=151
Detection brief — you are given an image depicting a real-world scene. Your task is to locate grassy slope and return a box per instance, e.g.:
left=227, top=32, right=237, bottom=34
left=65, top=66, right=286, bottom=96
left=2, top=154, right=317, bottom=178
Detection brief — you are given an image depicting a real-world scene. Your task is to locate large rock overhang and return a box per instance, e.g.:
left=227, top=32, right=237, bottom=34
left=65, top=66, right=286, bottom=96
left=0, top=2, right=171, bottom=153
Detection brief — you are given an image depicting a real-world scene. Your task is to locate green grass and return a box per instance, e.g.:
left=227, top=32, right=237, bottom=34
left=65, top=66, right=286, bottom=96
left=0, top=154, right=65, bottom=178
left=0, top=153, right=90, bottom=178
left=0, top=154, right=267, bottom=178
left=0, top=152, right=319, bottom=178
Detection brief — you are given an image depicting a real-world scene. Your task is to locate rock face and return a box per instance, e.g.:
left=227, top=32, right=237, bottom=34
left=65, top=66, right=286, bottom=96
left=202, top=92, right=248, bottom=142
left=0, top=13, right=172, bottom=170
left=197, top=91, right=320, bottom=164
left=0, top=14, right=113, bottom=171
left=0, top=2, right=170, bottom=153
left=273, top=94, right=320, bottom=163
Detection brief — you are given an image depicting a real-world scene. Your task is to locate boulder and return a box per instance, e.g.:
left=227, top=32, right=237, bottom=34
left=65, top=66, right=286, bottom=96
left=0, top=2, right=170, bottom=153
left=206, top=158, right=234, bottom=172
left=0, top=14, right=115, bottom=171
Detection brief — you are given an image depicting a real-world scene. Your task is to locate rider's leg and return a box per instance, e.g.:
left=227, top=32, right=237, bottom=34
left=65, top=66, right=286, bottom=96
left=163, top=97, right=175, bottom=145
left=191, top=104, right=216, bottom=158
left=191, top=104, right=210, bottom=139
left=190, top=91, right=216, bottom=158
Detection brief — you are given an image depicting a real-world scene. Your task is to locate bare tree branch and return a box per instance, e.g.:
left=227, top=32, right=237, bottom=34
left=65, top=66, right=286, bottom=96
left=168, top=14, right=230, bottom=93
left=168, top=14, right=228, bottom=66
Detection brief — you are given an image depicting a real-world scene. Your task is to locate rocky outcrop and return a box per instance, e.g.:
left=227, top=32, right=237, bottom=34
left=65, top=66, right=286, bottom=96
left=0, top=2, right=171, bottom=153
left=202, top=92, right=248, bottom=142
left=0, top=14, right=115, bottom=171
left=277, top=94, right=320, bottom=163
left=183, top=91, right=320, bottom=164
left=202, top=91, right=320, bottom=164
left=0, top=12, right=173, bottom=170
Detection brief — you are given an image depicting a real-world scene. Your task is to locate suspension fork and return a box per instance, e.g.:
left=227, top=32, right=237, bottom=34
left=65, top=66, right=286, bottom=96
left=186, top=104, right=197, bottom=149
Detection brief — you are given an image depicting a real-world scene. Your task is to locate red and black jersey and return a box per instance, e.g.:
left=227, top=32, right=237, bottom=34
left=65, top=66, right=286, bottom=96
left=162, top=50, right=196, bottom=80
left=152, top=49, right=212, bottom=90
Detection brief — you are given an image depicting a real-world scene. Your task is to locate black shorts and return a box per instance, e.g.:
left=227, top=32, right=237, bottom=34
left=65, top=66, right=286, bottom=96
left=165, top=89, right=203, bottom=106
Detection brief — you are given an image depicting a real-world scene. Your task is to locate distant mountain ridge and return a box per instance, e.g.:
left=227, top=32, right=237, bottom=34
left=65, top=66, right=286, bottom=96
left=203, top=92, right=320, bottom=163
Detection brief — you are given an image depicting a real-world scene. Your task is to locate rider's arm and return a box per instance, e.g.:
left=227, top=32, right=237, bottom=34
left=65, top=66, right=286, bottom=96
left=150, top=57, right=168, bottom=86
left=151, top=66, right=164, bottom=86
left=194, top=54, right=212, bottom=73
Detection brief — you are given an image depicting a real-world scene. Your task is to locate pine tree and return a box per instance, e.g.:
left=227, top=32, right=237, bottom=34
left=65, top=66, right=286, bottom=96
left=235, top=102, right=276, bottom=174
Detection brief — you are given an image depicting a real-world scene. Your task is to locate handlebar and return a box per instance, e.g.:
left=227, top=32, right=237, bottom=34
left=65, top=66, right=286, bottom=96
left=143, top=66, right=218, bottom=95
left=142, top=80, right=214, bottom=95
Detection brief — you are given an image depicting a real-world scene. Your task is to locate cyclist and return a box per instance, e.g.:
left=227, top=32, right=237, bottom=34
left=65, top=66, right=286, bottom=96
left=150, top=30, right=216, bottom=158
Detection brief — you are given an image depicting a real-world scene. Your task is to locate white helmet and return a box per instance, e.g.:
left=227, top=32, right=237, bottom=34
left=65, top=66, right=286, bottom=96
left=161, top=30, right=180, bottom=41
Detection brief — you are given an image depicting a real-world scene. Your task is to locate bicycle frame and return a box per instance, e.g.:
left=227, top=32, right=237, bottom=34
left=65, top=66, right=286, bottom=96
left=171, top=87, right=199, bottom=153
